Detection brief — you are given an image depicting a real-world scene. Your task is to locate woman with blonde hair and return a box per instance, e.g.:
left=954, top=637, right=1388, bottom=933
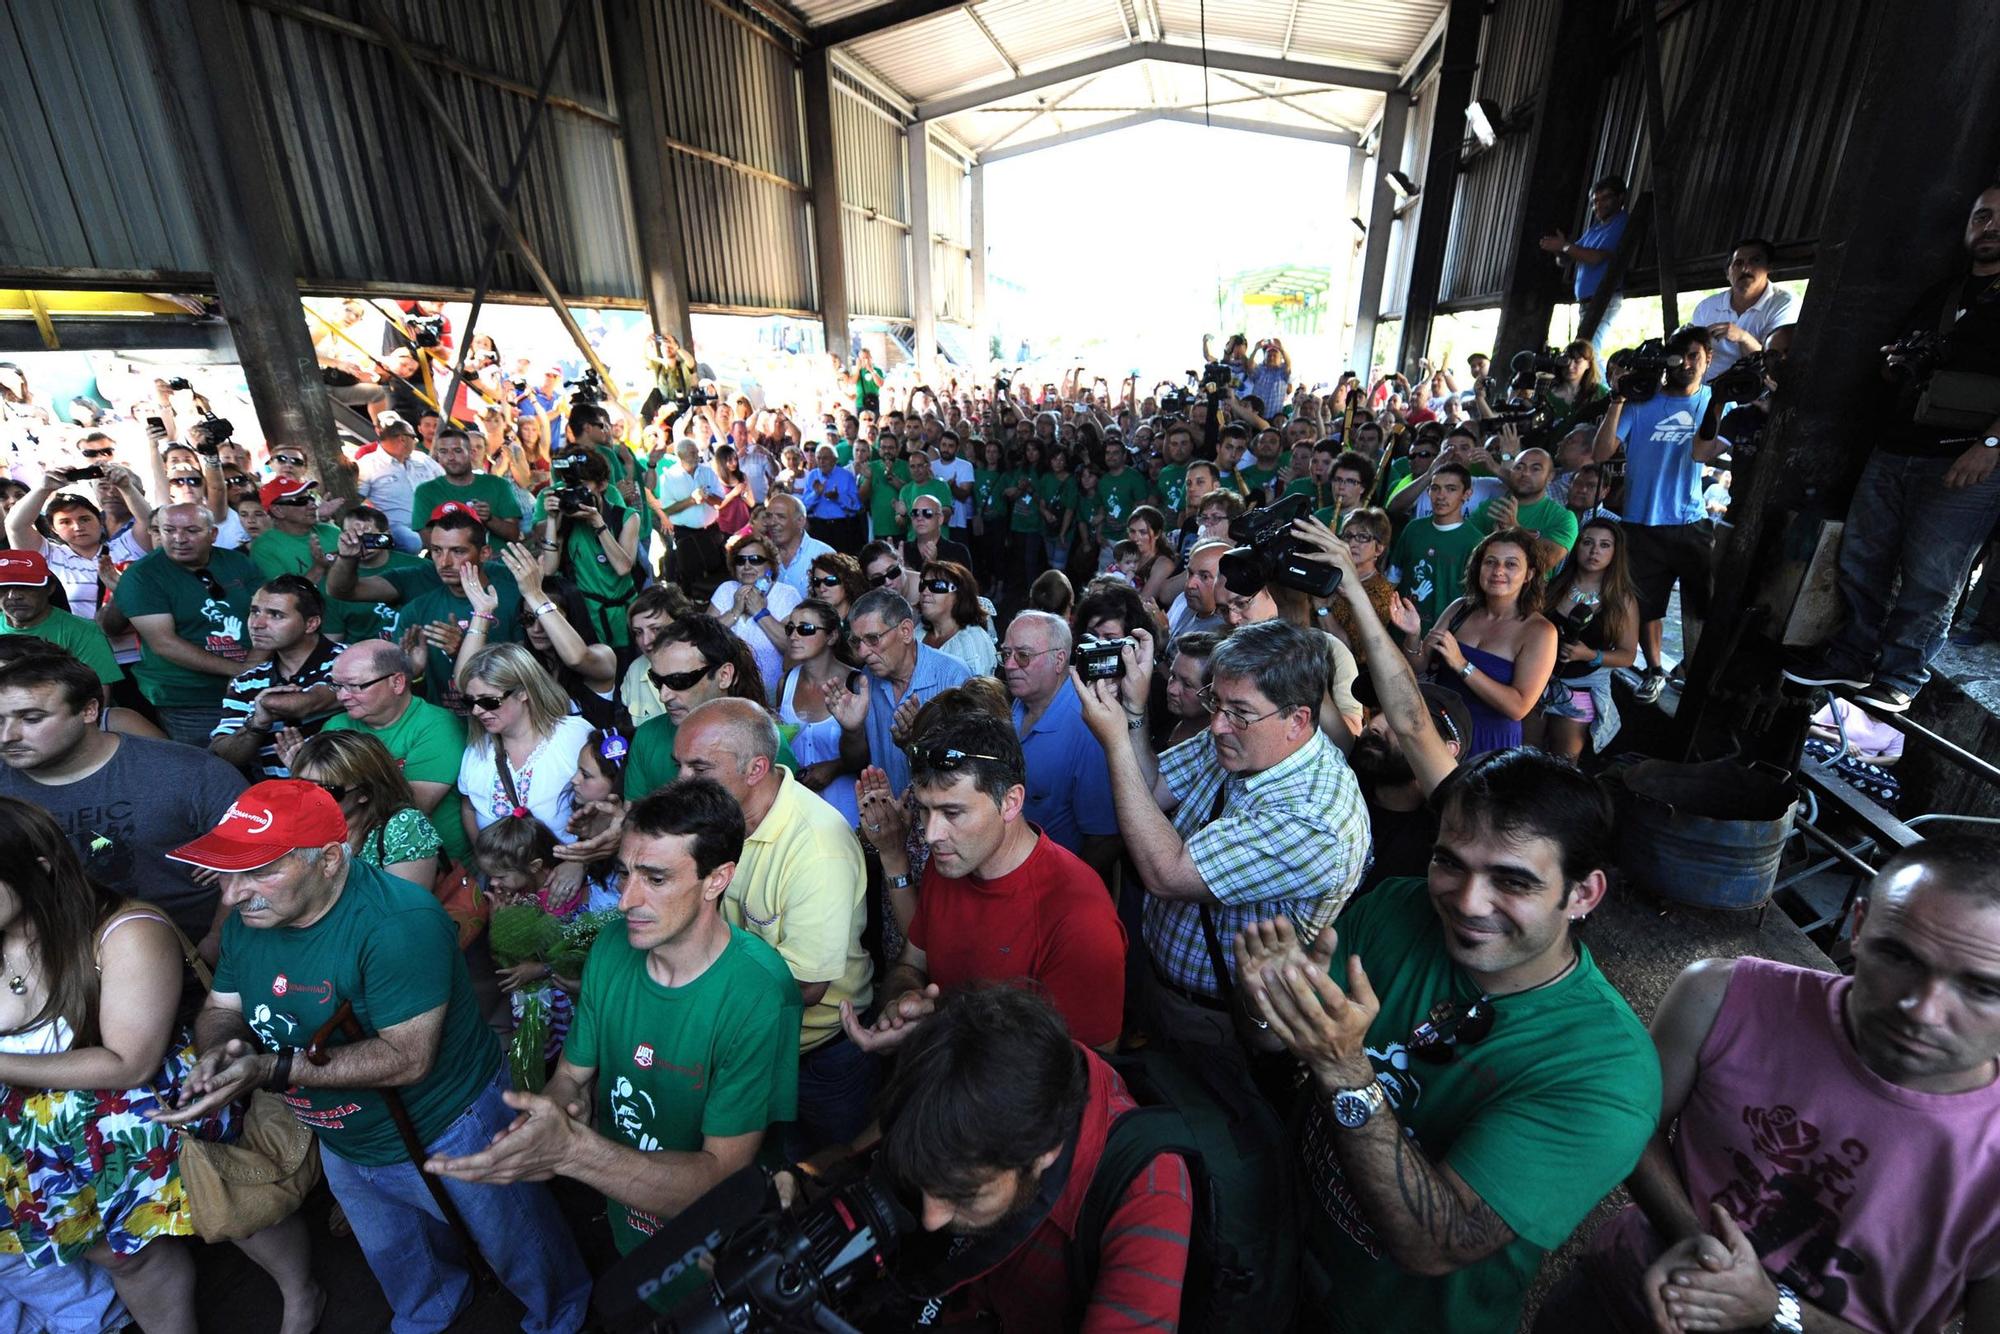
left=454, top=642, right=590, bottom=846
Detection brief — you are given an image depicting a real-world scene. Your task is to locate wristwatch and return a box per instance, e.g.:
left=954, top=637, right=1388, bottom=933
left=1982, top=435, right=1998, bottom=450
left=531, top=601, right=558, bottom=618
left=1767, top=1283, right=1803, bottom=1334
left=1458, top=660, right=1478, bottom=680
left=1327, top=1079, right=1387, bottom=1129
left=263, top=1047, right=295, bottom=1093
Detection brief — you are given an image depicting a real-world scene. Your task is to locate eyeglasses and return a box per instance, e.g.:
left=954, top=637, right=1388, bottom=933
left=867, top=565, right=904, bottom=588
left=846, top=624, right=899, bottom=651
left=996, top=644, right=1057, bottom=666
left=1197, top=685, right=1287, bottom=730
left=733, top=553, right=769, bottom=566
left=649, top=662, right=716, bottom=692
left=915, top=745, right=1006, bottom=771
left=465, top=688, right=517, bottom=713
left=332, top=672, right=397, bottom=694
left=783, top=621, right=827, bottom=638
left=1407, top=997, right=1497, bottom=1065
left=921, top=579, right=957, bottom=595
left=810, top=574, right=844, bottom=589
left=81, top=447, right=116, bottom=460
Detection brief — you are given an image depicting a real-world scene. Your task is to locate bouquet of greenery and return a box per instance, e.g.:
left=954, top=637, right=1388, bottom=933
left=489, top=905, right=622, bottom=1091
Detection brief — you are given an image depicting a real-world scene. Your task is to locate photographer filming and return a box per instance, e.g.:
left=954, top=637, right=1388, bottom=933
left=1785, top=183, right=2000, bottom=713
left=535, top=448, right=641, bottom=652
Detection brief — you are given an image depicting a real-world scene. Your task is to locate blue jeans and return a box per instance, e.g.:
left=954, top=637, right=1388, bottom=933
left=319, top=1074, right=591, bottom=1334
left=0, top=1251, right=126, bottom=1334
left=1827, top=449, right=2000, bottom=693
left=156, top=705, right=222, bottom=747
left=792, top=1031, right=878, bottom=1153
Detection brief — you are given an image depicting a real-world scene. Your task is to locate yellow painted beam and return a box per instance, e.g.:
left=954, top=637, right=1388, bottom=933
left=20, top=291, right=59, bottom=349
left=0, top=289, right=191, bottom=316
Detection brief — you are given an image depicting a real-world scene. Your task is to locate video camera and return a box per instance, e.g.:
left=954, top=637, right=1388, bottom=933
left=1509, top=348, right=1566, bottom=378
left=1611, top=339, right=1686, bottom=404
left=594, top=1165, right=911, bottom=1334
left=1708, top=351, right=1769, bottom=407
left=1226, top=491, right=1341, bottom=599
left=1883, top=330, right=1945, bottom=384
left=407, top=315, right=445, bottom=350
left=566, top=368, right=607, bottom=406
left=551, top=454, right=596, bottom=514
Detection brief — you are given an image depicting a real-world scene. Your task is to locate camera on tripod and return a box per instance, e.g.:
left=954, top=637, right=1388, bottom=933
left=1225, top=491, right=1342, bottom=600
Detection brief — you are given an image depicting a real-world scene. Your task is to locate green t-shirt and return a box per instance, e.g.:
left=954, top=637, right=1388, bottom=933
left=1062, top=480, right=1102, bottom=541
left=249, top=523, right=375, bottom=640
left=0, top=608, right=123, bottom=684
left=1470, top=494, right=1580, bottom=560
left=1388, top=518, right=1484, bottom=630
left=1283, top=476, right=1338, bottom=513
left=325, top=697, right=473, bottom=865
left=382, top=561, right=522, bottom=711
left=332, top=551, right=429, bottom=644
left=1299, top=878, right=1658, bottom=1334
left=625, top=714, right=799, bottom=801
left=854, top=366, right=883, bottom=412
left=565, top=923, right=801, bottom=1264
left=896, top=480, right=954, bottom=539
left=1005, top=469, right=1043, bottom=534
left=214, top=858, right=502, bottom=1166
left=1095, top=468, right=1151, bottom=540
left=1239, top=456, right=1290, bottom=499
left=867, top=459, right=912, bottom=536
left=528, top=493, right=637, bottom=648
left=111, top=547, right=262, bottom=707
left=1036, top=473, right=1071, bottom=532
left=834, top=440, right=855, bottom=468
left=1156, top=463, right=1189, bottom=517
left=411, top=475, right=523, bottom=548
left=972, top=466, right=1007, bottom=522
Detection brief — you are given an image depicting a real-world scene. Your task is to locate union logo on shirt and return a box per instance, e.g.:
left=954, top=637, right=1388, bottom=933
left=633, top=1043, right=655, bottom=1068
left=273, top=974, right=289, bottom=996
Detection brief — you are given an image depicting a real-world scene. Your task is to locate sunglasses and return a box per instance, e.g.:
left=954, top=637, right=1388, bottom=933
left=810, top=574, right=844, bottom=589
left=733, top=553, right=769, bottom=566
left=81, top=447, right=116, bottom=460
left=867, top=565, right=904, bottom=588
left=910, top=508, right=940, bottom=519
left=465, top=689, right=517, bottom=713
left=915, top=745, right=1006, bottom=771
left=649, top=662, right=716, bottom=692
left=169, top=474, right=203, bottom=488
left=273, top=453, right=307, bottom=467
left=921, top=579, right=957, bottom=595
left=316, top=781, right=353, bottom=802
left=783, top=621, right=827, bottom=637
left=272, top=494, right=316, bottom=508
left=1407, top=997, right=1497, bottom=1065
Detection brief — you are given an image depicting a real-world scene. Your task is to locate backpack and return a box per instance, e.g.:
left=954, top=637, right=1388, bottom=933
left=1068, top=1043, right=1299, bottom=1332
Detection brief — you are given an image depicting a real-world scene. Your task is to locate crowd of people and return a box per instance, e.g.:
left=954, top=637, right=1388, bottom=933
left=0, top=184, right=1997, bottom=1334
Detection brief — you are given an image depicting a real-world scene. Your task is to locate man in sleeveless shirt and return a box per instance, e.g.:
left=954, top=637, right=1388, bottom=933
left=1540, top=835, right=2000, bottom=1334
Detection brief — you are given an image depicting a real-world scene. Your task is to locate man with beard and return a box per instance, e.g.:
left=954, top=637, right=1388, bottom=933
left=1594, top=325, right=1724, bottom=703
left=828, top=985, right=1190, bottom=1330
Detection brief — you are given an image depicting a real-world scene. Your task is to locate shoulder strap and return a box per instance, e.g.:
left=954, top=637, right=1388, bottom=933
left=157, top=912, right=216, bottom=991
left=495, top=743, right=524, bottom=810
left=1068, top=1107, right=1200, bottom=1314
left=1445, top=601, right=1474, bottom=634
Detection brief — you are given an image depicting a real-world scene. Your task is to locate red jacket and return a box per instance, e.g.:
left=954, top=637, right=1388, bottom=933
left=938, top=1048, right=1193, bottom=1331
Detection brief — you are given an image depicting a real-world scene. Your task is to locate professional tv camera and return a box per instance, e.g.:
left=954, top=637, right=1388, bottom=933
left=551, top=453, right=597, bottom=514
left=594, top=1165, right=912, bottom=1334
left=1708, top=351, right=1770, bottom=407
left=1225, top=491, right=1342, bottom=600
left=1610, top=338, right=1686, bottom=404
left=407, top=315, right=445, bottom=349
left=566, top=367, right=607, bottom=406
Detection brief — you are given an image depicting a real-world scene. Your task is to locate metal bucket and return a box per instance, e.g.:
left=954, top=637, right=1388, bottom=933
left=1612, top=759, right=1798, bottom=910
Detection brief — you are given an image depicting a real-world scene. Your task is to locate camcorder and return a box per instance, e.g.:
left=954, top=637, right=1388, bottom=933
left=1611, top=339, right=1686, bottom=404
left=594, top=1164, right=912, bottom=1334
left=50, top=465, right=104, bottom=483
left=566, top=368, right=607, bottom=406
left=357, top=531, right=393, bottom=552
left=1708, top=351, right=1769, bottom=407
left=407, top=315, right=445, bottom=349
left=1226, top=491, right=1341, bottom=600
left=1510, top=348, right=1566, bottom=377
left=676, top=385, right=719, bottom=409
left=1883, top=330, right=1945, bottom=384
left=1072, top=634, right=1136, bottom=682
left=552, top=454, right=596, bottom=513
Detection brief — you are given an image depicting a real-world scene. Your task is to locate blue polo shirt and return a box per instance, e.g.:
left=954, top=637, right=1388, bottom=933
left=802, top=467, right=861, bottom=521
left=1572, top=210, right=1628, bottom=301
left=1011, top=679, right=1118, bottom=854
left=866, top=644, right=971, bottom=793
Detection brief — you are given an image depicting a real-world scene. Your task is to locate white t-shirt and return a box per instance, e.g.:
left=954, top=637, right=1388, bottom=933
left=931, top=455, right=975, bottom=528
left=708, top=578, right=802, bottom=705
left=456, top=714, right=593, bottom=843
left=1691, top=284, right=1798, bottom=381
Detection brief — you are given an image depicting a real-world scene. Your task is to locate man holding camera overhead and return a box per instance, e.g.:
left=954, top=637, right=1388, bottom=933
left=1592, top=325, right=1723, bottom=705
left=1073, top=619, right=1368, bottom=1054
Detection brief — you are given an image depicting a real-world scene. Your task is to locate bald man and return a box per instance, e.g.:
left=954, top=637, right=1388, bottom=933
left=1471, top=447, right=1580, bottom=568
left=757, top=492, right=834, bottom=601
left=672, top=698, right=874, bottom=1148
left=321, top=638, right=475, bottom=865
left=109, top=501, right=263, bottom=743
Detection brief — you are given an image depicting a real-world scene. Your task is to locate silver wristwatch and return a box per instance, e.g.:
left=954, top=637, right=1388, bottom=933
left=1329, top=1080, right=1387, bottom=1129
left=1768, top=1282, right=1803, bottom=1334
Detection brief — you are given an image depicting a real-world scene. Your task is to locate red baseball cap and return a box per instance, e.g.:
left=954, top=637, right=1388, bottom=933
left=0, top=550, right=51, bottom=587
left=167, top=780, right=349, bottom=872
left=258, top=477, right=316, bottom=510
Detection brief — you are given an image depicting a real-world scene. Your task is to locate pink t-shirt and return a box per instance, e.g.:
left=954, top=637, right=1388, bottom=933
left=1587, top=958, right=2000, bottom=1332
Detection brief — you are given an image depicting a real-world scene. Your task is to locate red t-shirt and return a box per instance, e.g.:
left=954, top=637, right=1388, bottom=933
left=908, top=831, right=1126, bottom=1049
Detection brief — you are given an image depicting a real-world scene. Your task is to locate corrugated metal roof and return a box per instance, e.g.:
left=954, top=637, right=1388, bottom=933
left=828, top=0, right=1437, bottom=161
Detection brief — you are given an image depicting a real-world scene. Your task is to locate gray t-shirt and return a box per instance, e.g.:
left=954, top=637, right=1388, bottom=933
left=0, top=735, right=246, bottom=939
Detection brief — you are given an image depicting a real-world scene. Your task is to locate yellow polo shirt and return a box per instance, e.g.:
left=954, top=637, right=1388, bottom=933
left=725, top=769, right=873, bottom=1051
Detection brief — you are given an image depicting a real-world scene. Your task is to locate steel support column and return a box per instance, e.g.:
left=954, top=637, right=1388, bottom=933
left=1637, top=0, right=1683, bottom=335
left=969, top=161, right=987, bottom=333
left=1332, top=146, right=1368, bottom=369
left=606, top=0, right=694, bottom=349
left=1349, top=91, right=1409, bottom=380
left=1675, top=0, right=2000, bottom=765
left=1394, top=0, right=1482, bottom=378
left=137, top=0, right=349, bottom=495
left=803, top=47, right=850, bottom=357
left=1490, top=0, right=1616, bottom=368
left=907, top=121, right=935, bottom=379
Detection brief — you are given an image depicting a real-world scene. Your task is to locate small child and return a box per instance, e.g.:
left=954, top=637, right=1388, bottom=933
left=475, top=812, right=612, bottom=1090
left=1110, top=538, right=1143, bottom=588
left=568, top=728, right=629, bottom=913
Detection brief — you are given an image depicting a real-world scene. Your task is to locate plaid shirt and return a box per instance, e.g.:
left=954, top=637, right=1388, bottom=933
left=1143, top=729, right=1369, bottom=997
